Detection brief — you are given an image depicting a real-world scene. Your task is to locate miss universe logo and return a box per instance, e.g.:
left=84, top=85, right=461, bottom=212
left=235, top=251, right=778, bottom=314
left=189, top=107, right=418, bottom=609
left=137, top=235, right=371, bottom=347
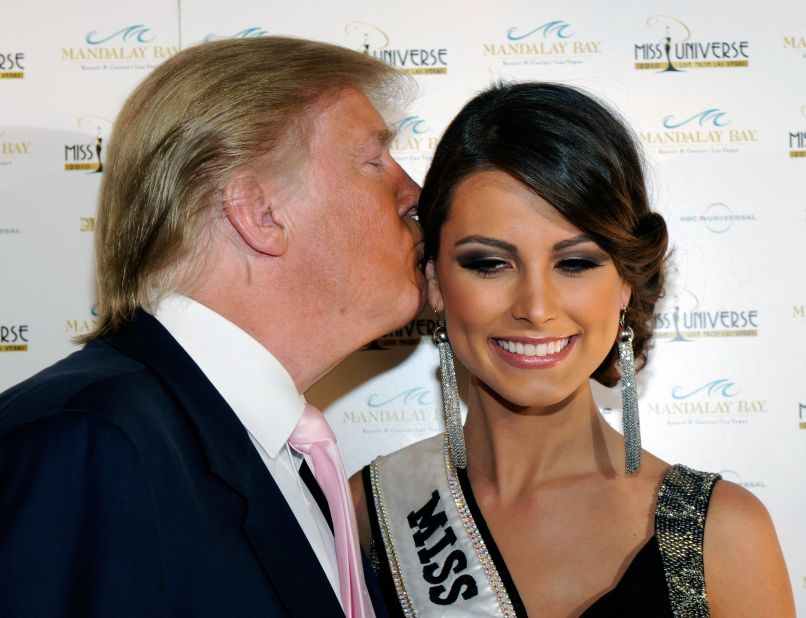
left=788, top=105, right=806, bottom=157
left=634, top=15, right=749, bottom=71
left=0, top=52, right=25, bottom=78
left=345, top=22, right=447, bottom=75
left=653, top=289, right=758, bottom=341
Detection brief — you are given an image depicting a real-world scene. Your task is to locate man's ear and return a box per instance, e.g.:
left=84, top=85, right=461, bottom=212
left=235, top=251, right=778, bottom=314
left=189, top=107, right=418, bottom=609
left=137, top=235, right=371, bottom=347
left=425, top=261, right=444, bottom=313
left=222, top=171, right=288, bottom=256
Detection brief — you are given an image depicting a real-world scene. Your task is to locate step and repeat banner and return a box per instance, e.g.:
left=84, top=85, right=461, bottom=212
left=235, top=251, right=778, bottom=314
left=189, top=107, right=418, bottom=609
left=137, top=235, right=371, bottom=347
left=2, top=0, right=805, bottom=608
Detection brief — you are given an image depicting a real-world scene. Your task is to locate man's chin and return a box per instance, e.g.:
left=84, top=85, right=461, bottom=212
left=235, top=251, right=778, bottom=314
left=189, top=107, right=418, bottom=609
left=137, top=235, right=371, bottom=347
left=361, top=285, right=425, bottom=349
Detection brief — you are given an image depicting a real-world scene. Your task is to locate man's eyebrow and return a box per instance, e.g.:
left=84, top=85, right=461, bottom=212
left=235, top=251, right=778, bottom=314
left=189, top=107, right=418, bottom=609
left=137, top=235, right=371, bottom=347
left=370, top=128, right=396, bottom=146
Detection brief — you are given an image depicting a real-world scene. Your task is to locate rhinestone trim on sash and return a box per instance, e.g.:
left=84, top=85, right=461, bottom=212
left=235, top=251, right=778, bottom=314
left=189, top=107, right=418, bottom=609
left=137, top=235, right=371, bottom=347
left=369, top=458, right=417, bottom=616
left=655, top=464, right=721, bottom=618
left=443, top=435, right=518, bottom=618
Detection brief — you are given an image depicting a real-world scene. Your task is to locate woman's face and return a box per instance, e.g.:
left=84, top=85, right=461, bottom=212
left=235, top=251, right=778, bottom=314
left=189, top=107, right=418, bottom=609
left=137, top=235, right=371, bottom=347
left=427, top=170, right=630, bottom=409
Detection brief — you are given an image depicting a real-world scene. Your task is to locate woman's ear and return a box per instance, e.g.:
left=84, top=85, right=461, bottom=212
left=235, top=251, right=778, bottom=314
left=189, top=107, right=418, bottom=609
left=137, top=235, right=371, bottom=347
left=425, top=260, right=444, bottom=313
left=621, top=282, right=632, bottom=313
left=222, top=171, right=288, bottom=256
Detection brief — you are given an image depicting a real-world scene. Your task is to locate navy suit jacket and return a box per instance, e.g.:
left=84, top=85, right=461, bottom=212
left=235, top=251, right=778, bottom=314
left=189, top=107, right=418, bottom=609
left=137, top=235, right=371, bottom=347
left=0, top=311, right=386, bottom=617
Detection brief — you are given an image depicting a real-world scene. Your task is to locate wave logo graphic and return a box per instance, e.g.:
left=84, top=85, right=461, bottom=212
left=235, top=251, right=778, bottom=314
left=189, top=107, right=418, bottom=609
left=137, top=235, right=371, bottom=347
left=671, top=379, right=739, bottom=400
left=86, top=25, right=155, bottom=45
left=507, top=20, right=575, bottom=41
left=205, top=27, right=268, bottom=42
left=367, top=387, right=435, bottom=408
left=663, top=108, right=730, bottom=129
left=393, top=115, right=430, bottom=136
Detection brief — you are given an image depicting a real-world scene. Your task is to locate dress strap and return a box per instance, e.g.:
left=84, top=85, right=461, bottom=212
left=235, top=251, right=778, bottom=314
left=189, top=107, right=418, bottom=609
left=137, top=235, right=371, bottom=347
left=655, top=464, right=721, bottom=617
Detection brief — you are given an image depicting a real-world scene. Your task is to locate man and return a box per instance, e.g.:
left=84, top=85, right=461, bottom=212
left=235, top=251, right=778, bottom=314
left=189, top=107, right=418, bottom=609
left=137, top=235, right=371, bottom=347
left=0, top=37, right=422, bottom=617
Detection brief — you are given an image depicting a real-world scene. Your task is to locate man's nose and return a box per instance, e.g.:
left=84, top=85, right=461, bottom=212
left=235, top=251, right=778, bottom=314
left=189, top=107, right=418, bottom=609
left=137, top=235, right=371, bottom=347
left=395, top=163, right=421, bottom=218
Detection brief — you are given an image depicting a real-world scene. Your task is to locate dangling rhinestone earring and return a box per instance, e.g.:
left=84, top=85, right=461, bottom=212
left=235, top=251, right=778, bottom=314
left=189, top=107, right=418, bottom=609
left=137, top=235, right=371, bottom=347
left=618, top=310, right=641, bottom=473
left=433, top=320, right=467, bottom=469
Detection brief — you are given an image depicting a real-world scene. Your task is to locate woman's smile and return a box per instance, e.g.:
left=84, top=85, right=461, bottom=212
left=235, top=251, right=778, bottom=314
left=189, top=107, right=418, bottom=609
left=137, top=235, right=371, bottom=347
left=490, top=335, right=576, bottom=368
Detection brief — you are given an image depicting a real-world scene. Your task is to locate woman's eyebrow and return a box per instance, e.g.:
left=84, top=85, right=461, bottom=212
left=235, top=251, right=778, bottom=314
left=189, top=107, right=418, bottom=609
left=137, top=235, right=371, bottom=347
left=553, top=234, right=593, bottom=251
left=455, top=235, right=517, bottom=252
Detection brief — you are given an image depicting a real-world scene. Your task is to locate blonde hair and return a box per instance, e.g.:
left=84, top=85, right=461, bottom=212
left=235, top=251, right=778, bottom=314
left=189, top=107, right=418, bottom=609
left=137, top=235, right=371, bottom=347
left=83, top=36, right=410, bottom=342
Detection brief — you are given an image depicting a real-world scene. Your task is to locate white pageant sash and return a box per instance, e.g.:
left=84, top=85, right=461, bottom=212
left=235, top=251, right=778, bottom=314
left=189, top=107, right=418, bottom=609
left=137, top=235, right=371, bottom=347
left=369, top=433, right=517, bottom=617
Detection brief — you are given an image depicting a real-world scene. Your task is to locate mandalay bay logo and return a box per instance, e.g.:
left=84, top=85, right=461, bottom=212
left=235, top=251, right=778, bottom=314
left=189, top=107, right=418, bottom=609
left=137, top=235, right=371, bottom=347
left=654, top=288, right=758, bottom=341
left=788, top=105, right=806, bottom=158
left=1, top=130, right=31, bottom=168
left=634, top=15, right=749, bottom=71
left=640, top=108, right=757, bottom=155
left=389, top=115, right=439, bottom=165
left=783, top=32, right=806, bottom=60
left=61, top=25, right=177, bottom=71
left=204, top=26, right=268, bottom=42
left=647, top=378, right=766, bottom=426
left=345, top=22, right=448, bottom=74
left=64, top=115, right=113, bottom=173
left=65, top=305, right=98, bottom=337
left=483, top=19, right=601, bottom=67
left=341, top=387, right=440, bottom=427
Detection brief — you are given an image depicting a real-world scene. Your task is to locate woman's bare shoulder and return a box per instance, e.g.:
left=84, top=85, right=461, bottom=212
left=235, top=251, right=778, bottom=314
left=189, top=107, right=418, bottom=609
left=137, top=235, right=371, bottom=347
left=703, top=480, right=795, bottom=617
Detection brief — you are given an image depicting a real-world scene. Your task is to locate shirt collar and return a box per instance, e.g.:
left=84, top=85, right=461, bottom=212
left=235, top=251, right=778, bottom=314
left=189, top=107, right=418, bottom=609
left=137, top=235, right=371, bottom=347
left=155, top=293, right=305, bottom=458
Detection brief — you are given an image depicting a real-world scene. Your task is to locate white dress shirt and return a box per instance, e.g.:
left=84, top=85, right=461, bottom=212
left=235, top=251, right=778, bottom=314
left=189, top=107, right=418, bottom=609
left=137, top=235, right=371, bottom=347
left=155, top=294, right=342, bottom=605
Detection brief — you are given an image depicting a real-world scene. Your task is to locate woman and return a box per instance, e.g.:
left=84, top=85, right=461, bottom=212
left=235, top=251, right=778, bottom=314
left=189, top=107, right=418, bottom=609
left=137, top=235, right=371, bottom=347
left=350, top=83, right=794, bottom=617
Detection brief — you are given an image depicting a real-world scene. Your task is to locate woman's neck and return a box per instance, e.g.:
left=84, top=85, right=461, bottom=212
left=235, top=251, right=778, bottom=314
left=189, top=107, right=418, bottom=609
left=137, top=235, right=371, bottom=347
left=463, top=378, right=623, bottom=502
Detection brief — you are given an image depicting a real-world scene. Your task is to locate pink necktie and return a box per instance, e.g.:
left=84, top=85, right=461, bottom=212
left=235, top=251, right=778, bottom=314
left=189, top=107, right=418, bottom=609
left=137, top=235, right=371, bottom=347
left=289, top=404, right=374, bottom=618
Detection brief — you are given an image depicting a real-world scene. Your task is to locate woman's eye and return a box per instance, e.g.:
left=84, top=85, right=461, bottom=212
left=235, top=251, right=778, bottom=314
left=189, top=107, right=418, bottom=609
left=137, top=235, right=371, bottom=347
left=556, top=257, right=601, bottom=275
left=459, top=256, right=509, bottom=277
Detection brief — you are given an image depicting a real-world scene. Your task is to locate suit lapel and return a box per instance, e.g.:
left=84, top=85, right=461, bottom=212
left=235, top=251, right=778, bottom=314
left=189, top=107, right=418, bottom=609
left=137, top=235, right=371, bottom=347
left=103, top=311, right=343, bottom=617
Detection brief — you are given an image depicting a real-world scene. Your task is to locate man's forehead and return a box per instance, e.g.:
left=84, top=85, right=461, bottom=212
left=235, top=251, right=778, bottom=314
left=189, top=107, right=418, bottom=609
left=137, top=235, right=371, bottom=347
left=308, top=89, right=397, bottom=154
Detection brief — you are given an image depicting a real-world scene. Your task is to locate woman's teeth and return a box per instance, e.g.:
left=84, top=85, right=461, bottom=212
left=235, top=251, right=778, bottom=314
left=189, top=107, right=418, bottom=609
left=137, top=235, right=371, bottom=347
left=495, top=337, right=570, bottom=357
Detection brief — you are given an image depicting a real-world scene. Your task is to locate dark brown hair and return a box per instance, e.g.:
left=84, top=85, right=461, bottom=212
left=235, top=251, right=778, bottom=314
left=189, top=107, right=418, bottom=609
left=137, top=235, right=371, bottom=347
left=419, top=82, right=668, bottom=386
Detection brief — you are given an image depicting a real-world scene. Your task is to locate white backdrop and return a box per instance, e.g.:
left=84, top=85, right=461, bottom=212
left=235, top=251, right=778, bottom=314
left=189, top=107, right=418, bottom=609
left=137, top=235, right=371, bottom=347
left=2, top=0, right=805, bottom=610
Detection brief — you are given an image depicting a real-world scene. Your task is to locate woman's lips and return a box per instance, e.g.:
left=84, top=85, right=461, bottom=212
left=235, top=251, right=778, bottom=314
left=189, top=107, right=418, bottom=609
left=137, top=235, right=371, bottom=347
left=490, top=335, right=576, bottom=368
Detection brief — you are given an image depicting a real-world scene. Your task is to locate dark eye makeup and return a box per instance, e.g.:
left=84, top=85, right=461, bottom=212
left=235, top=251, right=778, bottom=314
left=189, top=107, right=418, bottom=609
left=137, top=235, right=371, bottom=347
left=456, top=250, right=608, bottom=279
left=555, top=256, right=605, bottom=275
left=457, top=254, right=509, bottom=277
